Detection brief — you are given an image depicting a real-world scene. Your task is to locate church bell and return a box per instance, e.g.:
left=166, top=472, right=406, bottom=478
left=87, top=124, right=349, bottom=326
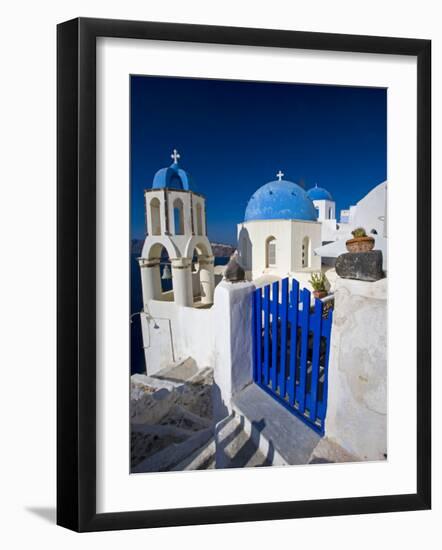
left=162, top=263, right=172, bottom=280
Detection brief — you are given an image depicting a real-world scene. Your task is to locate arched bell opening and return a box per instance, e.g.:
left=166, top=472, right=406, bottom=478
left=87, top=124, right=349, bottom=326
left=149, top=197, right=161, bottom=236
left=189, top=242, right=214, bottom=308
left=139, top=243, right=174, bottom=304
left=173, top=198, right=184, bottom=235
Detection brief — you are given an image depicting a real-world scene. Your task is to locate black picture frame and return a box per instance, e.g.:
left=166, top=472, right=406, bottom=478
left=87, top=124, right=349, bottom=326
left=57, top=17, right=431, bottom=532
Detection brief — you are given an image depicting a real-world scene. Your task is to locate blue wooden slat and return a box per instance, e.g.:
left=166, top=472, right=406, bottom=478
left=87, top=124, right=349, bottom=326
left=309, top=298, right=323, bottom=422
left=279, top=278, right=289, bottom=399
left=297, top=288, right=311, bottom=413
left=263, top=284, right=271, bottom=385
left=257, top=382, right=324, bottom=436
left=271, top=281, right=279, bottom=391
left=318, top=309, right=333, bottom=422
left=255, top=288, right=263, bottom=385
left=288, top=279, right=299, bottom=406
left=252, top=290, right=257, bottom=380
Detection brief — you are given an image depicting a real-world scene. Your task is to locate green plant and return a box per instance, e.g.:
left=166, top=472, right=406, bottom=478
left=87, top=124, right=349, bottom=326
left=351, top=227, right=367, bottom=238
left=309, top=272, right=327, bottom=292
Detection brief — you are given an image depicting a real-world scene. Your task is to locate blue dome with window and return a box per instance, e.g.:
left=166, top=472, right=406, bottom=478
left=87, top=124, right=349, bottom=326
left=152, top=149, right=191, bottom=191
left=306, top=184, right=333, bottom=201
left=244, top=172, right=317, bottom=222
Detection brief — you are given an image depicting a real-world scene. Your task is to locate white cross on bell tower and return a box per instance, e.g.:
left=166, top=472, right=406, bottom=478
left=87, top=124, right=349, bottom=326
left=171, top=148, right=181, bottom=163
left=276, top=170, right=284, bottom=181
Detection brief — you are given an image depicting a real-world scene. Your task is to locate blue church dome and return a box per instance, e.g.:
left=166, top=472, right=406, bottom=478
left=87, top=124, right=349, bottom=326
left=306, top=184, right=333, bottom=201
left=152, top=149, right=191, bottom=191
left=244, top=172, right=318, bottom=222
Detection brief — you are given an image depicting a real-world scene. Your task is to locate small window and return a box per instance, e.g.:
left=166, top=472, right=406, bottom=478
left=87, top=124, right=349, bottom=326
left=302, top=236, right=310, bottom=268
left=328, top=207, right=333, bottom=219
left=266, top=237, right=276, bottom=267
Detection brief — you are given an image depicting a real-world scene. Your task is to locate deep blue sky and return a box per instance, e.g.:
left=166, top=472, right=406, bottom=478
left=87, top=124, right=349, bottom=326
left=131, top=76, right=386, bottom=244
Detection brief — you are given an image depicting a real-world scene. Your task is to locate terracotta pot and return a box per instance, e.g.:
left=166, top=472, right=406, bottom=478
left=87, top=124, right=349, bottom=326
left=313, top=290, right=327, bottom=299
left=345, top=236, right=375, bottom=253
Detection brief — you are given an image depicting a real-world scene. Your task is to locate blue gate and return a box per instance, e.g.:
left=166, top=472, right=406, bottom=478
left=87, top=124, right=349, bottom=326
left=252, top=277, right=333, bottom=435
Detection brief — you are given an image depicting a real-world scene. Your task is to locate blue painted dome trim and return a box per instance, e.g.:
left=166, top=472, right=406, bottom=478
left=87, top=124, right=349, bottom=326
left=152, top=162, right=191, bottom=190
left=245, top=179, right=318, bottom=222
left=306, top=185, right=333, bottom=201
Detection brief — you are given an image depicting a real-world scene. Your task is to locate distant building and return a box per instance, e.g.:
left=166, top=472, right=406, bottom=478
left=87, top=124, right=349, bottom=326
left=306, top=184, right=336, bottom=221
left=314, top=181, right=388, bottom=270
left=340, top=209, right=350, bottom=223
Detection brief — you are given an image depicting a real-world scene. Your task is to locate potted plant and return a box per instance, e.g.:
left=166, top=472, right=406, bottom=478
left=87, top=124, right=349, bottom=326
left=309, top=272, right=328, bottom=299
left=345, top=227, right=375, bottom=253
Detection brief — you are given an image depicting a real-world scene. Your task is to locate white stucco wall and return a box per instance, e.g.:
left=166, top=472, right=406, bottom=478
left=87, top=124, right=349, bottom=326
left=312, top=199, right=336, bottom=221
left=320, top=218, right=341, bottom=242
left=142, top=299, right=215, bottom=374
left=237, top=218, right=322, bottom=280
left=213, top=281, right=255, bottom=419
left=350, top=181, right=387, bottom=237
left=325, top=276, right=387, bottom=461
left=290, top=220, right=322, bottom=272
left=140, top=279, right=256, bottom=419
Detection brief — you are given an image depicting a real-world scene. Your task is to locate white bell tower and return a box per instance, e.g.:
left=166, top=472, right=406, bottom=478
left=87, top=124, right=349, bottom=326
left=307, top=184, right=336, bottom=221
left=138, top=150, right=215, bottom=308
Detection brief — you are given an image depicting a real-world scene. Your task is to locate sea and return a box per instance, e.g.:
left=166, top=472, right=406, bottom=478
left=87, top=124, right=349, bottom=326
left=130, top=254, right=229, bottom=375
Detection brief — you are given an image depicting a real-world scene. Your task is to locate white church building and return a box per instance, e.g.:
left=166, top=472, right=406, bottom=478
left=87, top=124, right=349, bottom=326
left=237, top=171, right=323, bottom=286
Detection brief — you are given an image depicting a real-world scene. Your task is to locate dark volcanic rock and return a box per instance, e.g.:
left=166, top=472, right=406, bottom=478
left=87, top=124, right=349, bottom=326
left=224, top=256, right=245, bottom=282
left=335, top=250, right=384, bottom=282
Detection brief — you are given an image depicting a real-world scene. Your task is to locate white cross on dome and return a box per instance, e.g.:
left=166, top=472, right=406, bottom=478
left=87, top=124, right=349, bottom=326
left=276, top=170, right=284, bottom=181
left=171, top=149, right=181, bottom=163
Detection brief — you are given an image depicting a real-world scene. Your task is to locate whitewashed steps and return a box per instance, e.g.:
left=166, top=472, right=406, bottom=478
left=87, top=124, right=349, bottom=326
left=215, top=414, right=271, bottom=469
left=172, top=437, right=216, bottom=471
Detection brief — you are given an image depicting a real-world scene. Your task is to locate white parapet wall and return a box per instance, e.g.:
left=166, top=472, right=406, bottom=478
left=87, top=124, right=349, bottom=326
left=140, top=280, right=256, bottom=425
left=141, top=299, right=215, bottom=374
left=325, top=276, right=387, bottom=461
left=213, top=281, right=255, bottom=420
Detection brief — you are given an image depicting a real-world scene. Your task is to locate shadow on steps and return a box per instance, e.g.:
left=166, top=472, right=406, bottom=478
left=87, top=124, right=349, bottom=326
left=215, top=415, right=271, bottom=469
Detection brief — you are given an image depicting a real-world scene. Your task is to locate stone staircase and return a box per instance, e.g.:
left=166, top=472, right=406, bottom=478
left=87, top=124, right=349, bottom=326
left=131, top=357, right=216, bottom=473
left=131, top=356, right=344, bottom=472
left=215, top=413, right=271, bottom=469
left=231, top=383, right=322, bottom=466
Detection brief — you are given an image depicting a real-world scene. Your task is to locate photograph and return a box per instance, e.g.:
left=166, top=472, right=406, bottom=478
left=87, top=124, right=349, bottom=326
left=129, top=75, right=388, bottom=473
